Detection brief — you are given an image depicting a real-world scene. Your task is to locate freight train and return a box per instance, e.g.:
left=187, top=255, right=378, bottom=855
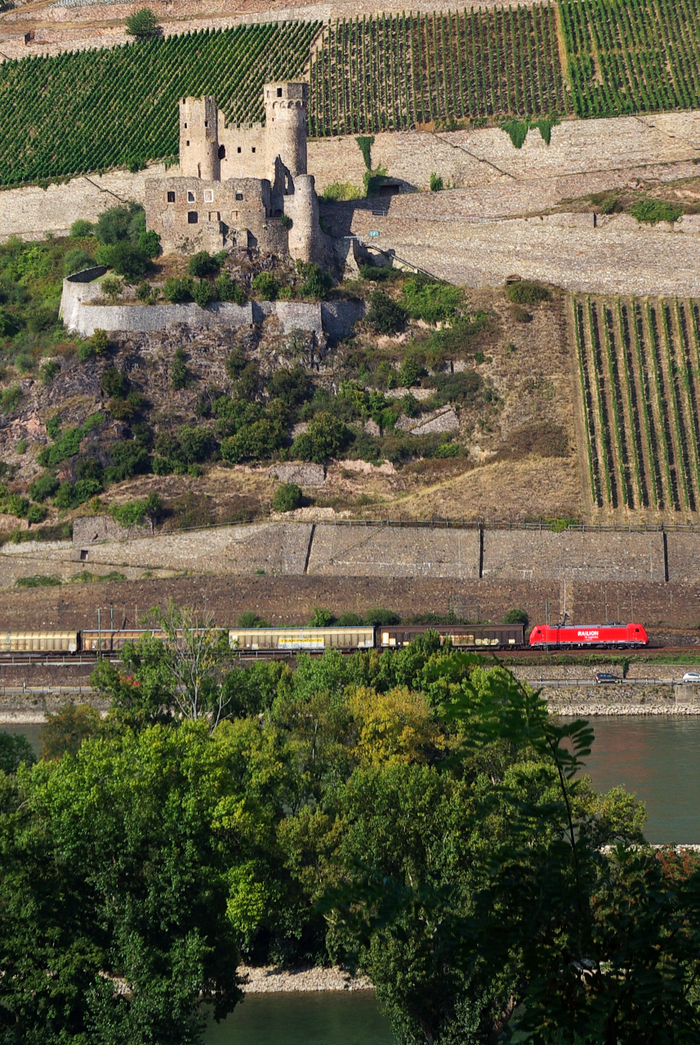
left=0, top=621, right=649, bottom=656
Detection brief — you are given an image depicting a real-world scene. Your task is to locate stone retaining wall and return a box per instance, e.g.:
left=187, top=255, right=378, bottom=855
left=483, top=530, right=667, bottom=583
left=59, top=274, right=364, bottom=338
left=306, top=523, right=481, bottom=579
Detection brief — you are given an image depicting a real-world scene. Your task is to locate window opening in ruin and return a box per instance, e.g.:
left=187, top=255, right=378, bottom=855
left=234, top=211, right=239, bottom=219
left=277, top=87, right=283, bottom=97
left=219, top=145, right=226, bottom=160
left=184, top=122, right=188, bottom=128
left=237, top=146, right=241, bottom=154
left=167, top=191, right=175, bottom=203
left=186, top=140, right=190, bottom=147
left=204, top=121, right=208, bottom=127
left=187, top=190, right=195, bottom=202
left=80, top=550, right=88, bottom=562
left=188, top=211, right=198, bottom=224
left=204, top=190, right=214, bottom=203
left=235, top=192, right=244, bottom=201
left=252, top=147, right=256, bottom=153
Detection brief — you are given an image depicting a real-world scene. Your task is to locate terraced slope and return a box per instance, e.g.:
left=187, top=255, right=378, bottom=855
left=561, top=0, right=700, bottom=118
left=308, top=7, right=569, bottom=135
left=574, top=296, right=700, bottom=513
left=0, top=22, right=319, bottom=187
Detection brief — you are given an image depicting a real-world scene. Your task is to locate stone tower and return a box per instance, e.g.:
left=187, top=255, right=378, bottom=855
left=264, top=82, right=308, bottom=179
left=179, top=96, right=219, bottom=180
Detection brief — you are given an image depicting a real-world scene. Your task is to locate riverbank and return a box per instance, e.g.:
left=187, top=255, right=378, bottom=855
left=542, top=683, right=700, bottom=715
left=239, top=966, right=372, bottom=993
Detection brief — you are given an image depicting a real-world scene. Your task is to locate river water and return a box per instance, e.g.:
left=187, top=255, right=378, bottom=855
left=3, top=715, right=699, bottom=1044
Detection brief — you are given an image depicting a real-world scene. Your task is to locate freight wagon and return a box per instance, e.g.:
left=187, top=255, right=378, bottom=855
left=228, top=626, right=376, bottom=652
left=528, top=623, right=648, bottom=648
left=0, top=631, right=79, bottom=653
left=378, top=624, right=526, bottom=648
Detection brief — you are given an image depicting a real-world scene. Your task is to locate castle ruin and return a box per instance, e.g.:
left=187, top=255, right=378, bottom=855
left=144, top=83, right=326, bottom=264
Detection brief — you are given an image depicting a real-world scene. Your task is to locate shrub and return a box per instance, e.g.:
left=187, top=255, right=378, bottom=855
left=298, top=262, right=332, bottom=300
left=215, top=272, right=246, bottom=304
left=101, top=365, right=129, bottom=399
left=95, top=203, right=145, bottom=246
left=46, top=415, right=61, bottom=440
left=309, top=607, right=334, bottom=627
left=0, top=732, right=35, bottom=774
left=125, top=7, right=159, bottom=37
left=398, top=355, right=426, bottom=388
left=220, top=418, right=284, bottom=463
left=272, top=483, right=302, bottom=513
left=188, top=251, right=219, bottom=279
left=429, top=172, right=444, bottom=191
left=70, top=219, right=93, bottom=238
left=355, top=135, right=375, bottom=170
left=29, top=474, right=60, bottom=502
left=97, top=242, right=150, bottom=281
left=629, top=199, right=683, bottom=224
left=336, top=612, right=365, bottom=626
left=192, top=280, right=214, bottom=308
left=137, top=229, right=160, bottom=258
left=39, top=359, right=60, bottom=385
left=402, top=277, right=463, bottom=323
left=236, top=611, right=269, bottom=628
left=292, top=412, right=350, bottom=462
left=366, top=289, right=407, bottom=334
left=0, top=306, right=16, bottom=337
left=171, top=347, right=189, bottom=390
left=136, top=282, right=152, bottom=303
left=321, top=181, right=362, bottom=202
left=100, top=277, right=123, bottom=302
left=252, top=272, right=281, bottom=301
left=27, top=303, right=58, bottom=333
left=26, top=504, right=48, bottom=524
left=63, top=248, right=95, bottom=276
left=16, top=574, right=62, bottom=588
left=15, top=438, right=26, bottom=455
left=109, top=440, right=149, bottom=478
left=110, top=493, right=161, bottom=527
left=503, top=608, right=529, bottom=627
left=506, top=281, right=551, bottom=304
left=1, top=385, right=23, bottom=413
left=431, top=370, right=483, bottom=405
left=364, top=607, right=401, bottom=625
left=4, top=494, right=30, bottom=518
left=268, top=366, right=312, bottom=408
left=163, top=277, right=193, bottom=304
left=510, top=304, right=532, bottom=323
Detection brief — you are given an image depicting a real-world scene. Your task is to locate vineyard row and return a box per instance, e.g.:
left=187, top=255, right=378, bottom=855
left=574, top=297, right=700, bottom=514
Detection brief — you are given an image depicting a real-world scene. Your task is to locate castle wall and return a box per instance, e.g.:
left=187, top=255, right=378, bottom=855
left=179, top=96, right=219, bottom=180
left=218, top=124, right=268, bottom=181
left=59, top=274, right=364, bottom=337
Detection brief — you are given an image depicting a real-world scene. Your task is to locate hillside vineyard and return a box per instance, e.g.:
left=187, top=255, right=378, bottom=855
left=4, top=0, right=700, bottom=186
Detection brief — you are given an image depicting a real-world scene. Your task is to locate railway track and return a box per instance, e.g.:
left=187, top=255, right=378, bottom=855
left=0, top=646, right=698, bottom=668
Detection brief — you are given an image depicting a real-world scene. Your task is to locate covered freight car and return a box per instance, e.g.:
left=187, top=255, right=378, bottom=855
left=229, top=627, right=375, bottom=652
left=378, top=624, right=525, bottom=648
left=529, top=623, right=648, bottom=648
left=0, top=630, right=79, bottom=653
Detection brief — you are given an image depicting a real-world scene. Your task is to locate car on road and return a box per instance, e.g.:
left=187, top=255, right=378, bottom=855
left=594, top=672, right=622, bottom=684
left=682, top=671, right=700, bottom=683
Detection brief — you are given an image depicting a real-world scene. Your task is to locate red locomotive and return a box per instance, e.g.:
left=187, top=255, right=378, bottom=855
left=528, top=622, right=648, bottom=648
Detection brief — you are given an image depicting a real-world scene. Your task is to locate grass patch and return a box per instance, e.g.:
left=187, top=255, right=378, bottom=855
left=16, top=574, right=62, bottom=588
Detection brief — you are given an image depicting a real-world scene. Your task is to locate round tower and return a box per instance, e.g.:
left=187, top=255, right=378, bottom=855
left=264, top=82, right=308, bottom=179
left=179, top=96, right=219, bottom=180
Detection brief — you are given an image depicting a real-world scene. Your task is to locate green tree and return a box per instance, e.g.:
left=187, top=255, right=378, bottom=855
left=0, top=723, right=243, bottom=1044
left=188, top=251, right=219, bottom=279
left=125, top=6, right=160, bottom=37
left=292, top=412, right=350, bottom=462
left=0, top=732, right=35, bottom=774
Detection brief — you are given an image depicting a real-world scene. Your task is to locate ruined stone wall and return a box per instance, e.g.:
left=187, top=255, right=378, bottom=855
left=306, top=524, right=481, bottom=579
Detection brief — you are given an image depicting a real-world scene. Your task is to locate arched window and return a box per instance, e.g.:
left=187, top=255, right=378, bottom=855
left=218, top=145, right=226, bottom=160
